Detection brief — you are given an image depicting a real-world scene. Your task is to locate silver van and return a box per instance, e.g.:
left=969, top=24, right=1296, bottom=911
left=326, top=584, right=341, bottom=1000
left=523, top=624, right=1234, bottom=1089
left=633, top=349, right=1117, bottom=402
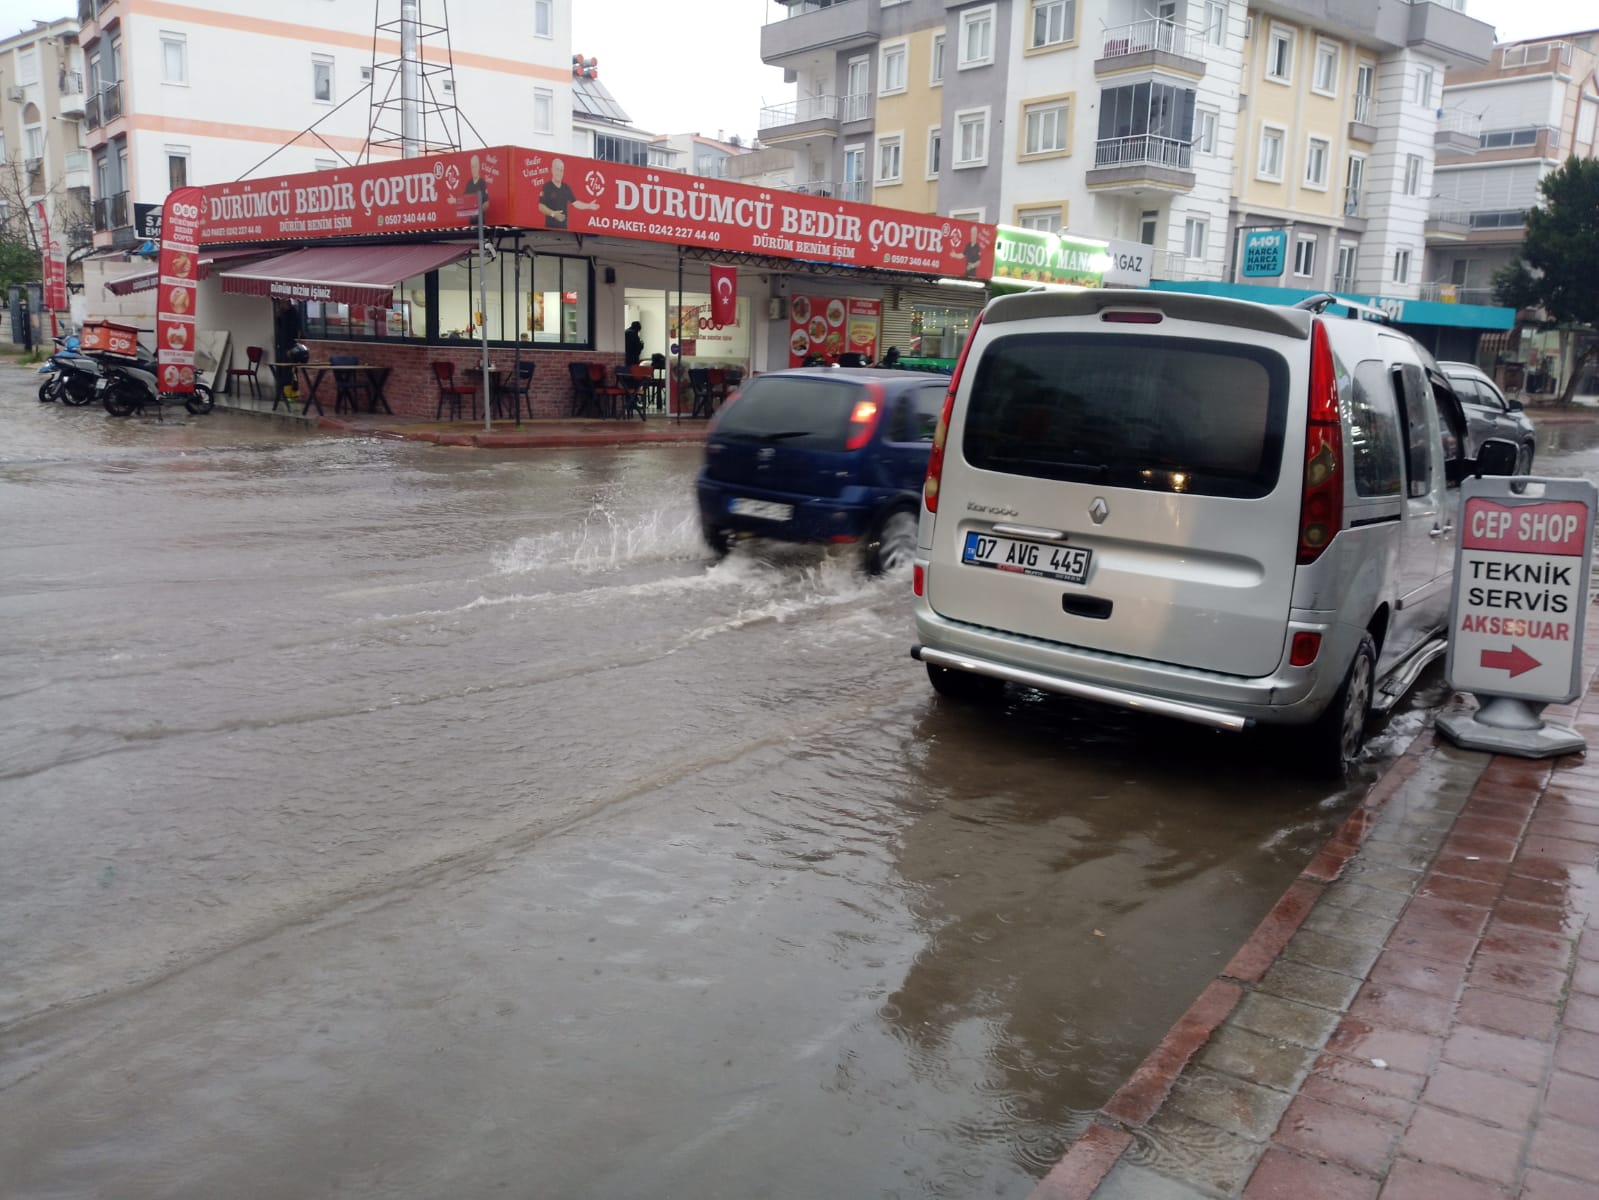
left=910, top=289, right=1515, bottom=775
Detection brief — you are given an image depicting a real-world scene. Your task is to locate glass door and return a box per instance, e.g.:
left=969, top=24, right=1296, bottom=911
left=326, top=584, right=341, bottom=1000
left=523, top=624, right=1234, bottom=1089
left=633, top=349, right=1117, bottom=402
left=844, top=56, right=869, bottom=122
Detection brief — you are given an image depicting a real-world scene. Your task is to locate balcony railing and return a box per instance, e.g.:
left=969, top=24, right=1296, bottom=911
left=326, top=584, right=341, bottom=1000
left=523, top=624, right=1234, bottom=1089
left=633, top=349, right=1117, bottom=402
left=758, top=94, right=839, bottom=131
left=1093, top=134, right=1192, bottom=170
left=1418, top=282, right=1498, bottom=304
left=1153, top=250, right=1197, bottom=280
left=838, top=179, right=867, bottom=202
left=59, top=68, right=84, bottom=94
left=103, top=80, right=123, bottom=122
left=1343, top=186, right=1363, bottom=218
left=1352, top=94, right=1373, bottom=124
left=840, top=91, right=870, bottom=123
left=1437, top=111, right=1482, bottom=137
left=91, top=189, right=129, bottom=232
left=85, top=91, right=101, bottom=129
left=1100, top=18, right=1199, bottom=61
left=771, top=0, right=857, bottom=17
left=788, top=179, right=839, bottom=197
left=1332, top=275, right=1359, bottom=294
left=1426, top=205, right=1471, bottom=225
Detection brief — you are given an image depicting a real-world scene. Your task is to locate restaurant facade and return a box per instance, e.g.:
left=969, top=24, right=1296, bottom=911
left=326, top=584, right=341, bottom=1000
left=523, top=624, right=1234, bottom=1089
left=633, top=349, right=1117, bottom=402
left=90, top=146, right=1002, bottom=418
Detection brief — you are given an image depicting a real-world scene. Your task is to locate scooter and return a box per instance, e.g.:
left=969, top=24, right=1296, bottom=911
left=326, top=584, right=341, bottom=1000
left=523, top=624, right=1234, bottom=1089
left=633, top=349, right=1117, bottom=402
left=37, top=335, right=105, bottom=406
left=97, top=347, right=214, bottom=418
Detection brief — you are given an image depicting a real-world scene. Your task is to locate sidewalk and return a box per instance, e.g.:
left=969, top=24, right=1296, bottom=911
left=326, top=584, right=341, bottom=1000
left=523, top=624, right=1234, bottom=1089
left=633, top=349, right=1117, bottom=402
left=215, top=393, right=711, bottom=449
left=1034, top=671, right=1599, bottom=1199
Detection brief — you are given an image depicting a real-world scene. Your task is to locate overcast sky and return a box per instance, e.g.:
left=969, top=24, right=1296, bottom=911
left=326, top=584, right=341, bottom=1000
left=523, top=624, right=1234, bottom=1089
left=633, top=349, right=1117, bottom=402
left=0, top=0, right=1583, bottom=141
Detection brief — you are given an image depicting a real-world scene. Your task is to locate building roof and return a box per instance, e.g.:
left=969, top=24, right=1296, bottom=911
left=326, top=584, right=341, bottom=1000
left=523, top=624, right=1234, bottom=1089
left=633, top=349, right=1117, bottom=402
left=572, top=73, right=631, bottom=126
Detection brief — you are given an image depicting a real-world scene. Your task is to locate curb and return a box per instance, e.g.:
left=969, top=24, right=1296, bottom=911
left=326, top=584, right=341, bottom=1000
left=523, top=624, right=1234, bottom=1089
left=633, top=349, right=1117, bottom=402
left=300, top=413, right=709, bottom=450
left=1026, top=727, right=1441, bottom=1200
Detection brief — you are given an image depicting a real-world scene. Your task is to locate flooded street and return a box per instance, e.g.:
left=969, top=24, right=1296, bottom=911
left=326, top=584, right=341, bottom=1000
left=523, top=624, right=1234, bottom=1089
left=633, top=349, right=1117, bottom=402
left=3, top=373, right=1594, bottom=1199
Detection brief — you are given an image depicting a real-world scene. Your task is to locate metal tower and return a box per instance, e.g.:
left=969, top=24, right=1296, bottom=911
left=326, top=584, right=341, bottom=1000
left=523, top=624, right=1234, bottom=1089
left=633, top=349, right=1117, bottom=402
left=363, top=0, right=472, bottom=160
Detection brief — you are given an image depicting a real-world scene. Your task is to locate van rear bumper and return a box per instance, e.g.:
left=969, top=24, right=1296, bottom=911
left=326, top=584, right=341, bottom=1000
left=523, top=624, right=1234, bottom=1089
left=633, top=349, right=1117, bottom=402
left=912, top=602, right=1355, bottom=730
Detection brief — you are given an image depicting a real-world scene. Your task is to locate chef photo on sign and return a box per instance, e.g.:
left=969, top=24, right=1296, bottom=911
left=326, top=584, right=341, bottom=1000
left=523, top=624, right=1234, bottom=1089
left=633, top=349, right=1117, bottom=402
left=536, top=158, right=599, bottom=230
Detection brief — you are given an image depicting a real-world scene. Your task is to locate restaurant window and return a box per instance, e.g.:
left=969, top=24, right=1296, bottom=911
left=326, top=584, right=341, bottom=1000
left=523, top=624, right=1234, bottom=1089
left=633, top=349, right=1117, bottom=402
left=910, top=304, right=976, bottom=360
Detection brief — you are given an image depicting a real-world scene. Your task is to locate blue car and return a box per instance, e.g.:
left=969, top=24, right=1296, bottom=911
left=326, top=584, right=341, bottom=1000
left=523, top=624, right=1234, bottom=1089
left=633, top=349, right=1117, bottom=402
left=696, top=368, right=947, bottom=573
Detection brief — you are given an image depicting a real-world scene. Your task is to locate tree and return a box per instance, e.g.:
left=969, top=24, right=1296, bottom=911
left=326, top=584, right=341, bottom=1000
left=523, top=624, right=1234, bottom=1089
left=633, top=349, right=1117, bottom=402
left=1493, top=155, right=1599, bottom=405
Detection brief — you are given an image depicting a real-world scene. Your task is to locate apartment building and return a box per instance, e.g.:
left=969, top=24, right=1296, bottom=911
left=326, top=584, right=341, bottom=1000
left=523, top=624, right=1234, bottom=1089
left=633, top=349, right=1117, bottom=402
left=76, top=0, right=574, bottom=251
left=0, top=18, right=91, bottom=268
left=756, top=0, right=1491, bottom=303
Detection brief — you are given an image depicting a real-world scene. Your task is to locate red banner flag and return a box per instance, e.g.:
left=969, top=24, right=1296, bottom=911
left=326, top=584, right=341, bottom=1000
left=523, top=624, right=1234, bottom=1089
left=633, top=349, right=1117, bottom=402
left=157, top=186, right=205, bottom=394
left=36, top=201, right=67, bottom=314
left=709, top=265, right=737, bottom=327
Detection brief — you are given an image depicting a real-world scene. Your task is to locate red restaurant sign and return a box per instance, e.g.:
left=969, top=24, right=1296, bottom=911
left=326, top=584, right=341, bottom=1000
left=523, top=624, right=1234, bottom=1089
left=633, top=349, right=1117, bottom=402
left=197, top=147, right=997, bottom=280
left=157, top=186, right=205, bottom=394
left=37, top=201, right=67, bottom=312
left=199, top=148, right=512, bottom=243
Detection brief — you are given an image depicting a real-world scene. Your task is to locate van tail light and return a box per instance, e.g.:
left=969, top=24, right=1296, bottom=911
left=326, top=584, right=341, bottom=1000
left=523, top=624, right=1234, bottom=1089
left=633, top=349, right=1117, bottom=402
left=913, top=564, right=925, bottom=596
left=844, top=382, right=886, bottom=450
left=1289, top=631, right=1322, bottom=666
left=1296, top=319, right=1344, bottom=565
left=924, top=310, right=984, bottom=514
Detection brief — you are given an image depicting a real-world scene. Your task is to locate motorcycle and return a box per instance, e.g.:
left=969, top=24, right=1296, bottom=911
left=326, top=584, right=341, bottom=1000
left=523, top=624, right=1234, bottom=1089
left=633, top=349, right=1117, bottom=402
left=37, top=335, right=105, bottom=406
left=97, top=346, right=214, bottom=418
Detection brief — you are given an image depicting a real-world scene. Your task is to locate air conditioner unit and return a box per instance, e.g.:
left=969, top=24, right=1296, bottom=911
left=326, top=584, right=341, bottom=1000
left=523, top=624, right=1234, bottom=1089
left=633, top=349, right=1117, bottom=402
left=5, top=85, right=24, bottom=101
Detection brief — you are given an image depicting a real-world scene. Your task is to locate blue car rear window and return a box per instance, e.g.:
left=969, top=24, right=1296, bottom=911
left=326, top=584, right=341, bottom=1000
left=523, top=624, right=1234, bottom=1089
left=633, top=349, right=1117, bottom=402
left=713, top=376, right=863, bottom=451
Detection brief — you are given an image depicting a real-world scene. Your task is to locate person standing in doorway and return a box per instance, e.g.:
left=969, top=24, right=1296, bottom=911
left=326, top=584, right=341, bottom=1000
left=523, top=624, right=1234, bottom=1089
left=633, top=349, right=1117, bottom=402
left=624, top=320, right=644, bottom=367
left=273, top=297, right=302, bottom=400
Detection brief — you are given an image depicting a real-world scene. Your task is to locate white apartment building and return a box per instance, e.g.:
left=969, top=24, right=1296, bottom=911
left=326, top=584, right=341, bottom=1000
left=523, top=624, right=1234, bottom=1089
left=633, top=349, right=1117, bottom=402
left=0, top=18, right=91, bottom=269
left=758, top=0, right=1493, bottom=300
left=77, top=0, right=574, bottom=251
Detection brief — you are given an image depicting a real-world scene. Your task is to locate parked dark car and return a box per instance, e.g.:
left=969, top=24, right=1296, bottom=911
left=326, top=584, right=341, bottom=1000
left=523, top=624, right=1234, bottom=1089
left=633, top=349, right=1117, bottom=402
left=1438, top=360, right=1537, bottom=472
left=696, top=368, right=947, bottom=573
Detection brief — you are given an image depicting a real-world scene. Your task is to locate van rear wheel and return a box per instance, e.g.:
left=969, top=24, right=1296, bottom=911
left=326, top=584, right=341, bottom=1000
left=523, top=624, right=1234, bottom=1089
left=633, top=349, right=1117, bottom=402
left=926, top=662, right=1004, bottom=703
left=1303, top=633, right=1375, bottom=778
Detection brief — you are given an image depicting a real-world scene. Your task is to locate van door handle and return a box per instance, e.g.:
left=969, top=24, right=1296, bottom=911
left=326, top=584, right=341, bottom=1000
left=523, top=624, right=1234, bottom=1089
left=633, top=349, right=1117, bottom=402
left=1429, top=523, right=1453, bottom=538
left=992, top=523, right=1068, bottom=542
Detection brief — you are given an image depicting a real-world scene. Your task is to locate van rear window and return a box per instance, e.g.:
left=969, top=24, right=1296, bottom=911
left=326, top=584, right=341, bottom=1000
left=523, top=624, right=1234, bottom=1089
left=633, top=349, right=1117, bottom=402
left=712, top=376, right=860, bottom=451
left=961, top=333, right=1290, bottom=498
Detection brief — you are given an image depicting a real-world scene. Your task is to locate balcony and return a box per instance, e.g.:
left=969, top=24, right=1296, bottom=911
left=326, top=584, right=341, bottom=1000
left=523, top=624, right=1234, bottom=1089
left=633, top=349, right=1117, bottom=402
left=1348, top=94, right=1377, bottom=143
left=1424, top=207, right=1470, bottom=241
left=1095, top=19, right=1205, bottom=78
left=1418, top=282, right=1499, bottom=305
left=1341, top=186, right=1368, bottom=230
left=761, top=0, right=881, bottom=67
left=84, top=82, right=122, bottom=134
left=1435, top=110, right=1482, bottom=154
left=1153, top=250, right=1198, bottom=280
left=91, top=189, right=129, bottom=233
left=24, top=158, right=46, bottom=195
left=758, top=94, right=840, bottom=143
left=1400, top=0, right=1493, bottom=67
left=785, top=178, right=840, bottom=198
left=1085, top=134, right=1194, bottom=192
left=58, top=68, right=85, bottom=115
left=1466, top=125, right=1563, bottom=163
left=62, top=150, right=90, bottom=190
left=837, top=179, right=868, bottom=203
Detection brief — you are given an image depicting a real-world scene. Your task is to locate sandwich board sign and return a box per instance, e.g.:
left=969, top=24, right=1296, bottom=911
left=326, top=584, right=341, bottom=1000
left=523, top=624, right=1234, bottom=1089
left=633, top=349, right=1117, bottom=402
left=1439, top=476, right=1597, bottom=758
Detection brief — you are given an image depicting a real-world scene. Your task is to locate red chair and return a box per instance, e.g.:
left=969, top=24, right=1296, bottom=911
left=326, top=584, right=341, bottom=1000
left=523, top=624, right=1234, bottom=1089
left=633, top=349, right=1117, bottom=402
left=431, top=361, right=477, bottom=420
left=587, top=362, right=625, bottom=419
left=226, top=346, right=265, bottom=398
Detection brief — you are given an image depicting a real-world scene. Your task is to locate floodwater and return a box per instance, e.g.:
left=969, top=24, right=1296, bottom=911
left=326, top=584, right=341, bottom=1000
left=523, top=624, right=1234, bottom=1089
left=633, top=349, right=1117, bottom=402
left=1, top=376, right=1572, bottom=1199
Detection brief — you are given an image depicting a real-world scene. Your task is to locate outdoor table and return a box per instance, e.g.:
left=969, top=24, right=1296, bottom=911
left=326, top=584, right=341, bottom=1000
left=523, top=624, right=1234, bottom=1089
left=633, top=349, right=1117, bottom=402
left=463, top=365, right=517, bottom=421
left=271, top=363, right=393, bottom=416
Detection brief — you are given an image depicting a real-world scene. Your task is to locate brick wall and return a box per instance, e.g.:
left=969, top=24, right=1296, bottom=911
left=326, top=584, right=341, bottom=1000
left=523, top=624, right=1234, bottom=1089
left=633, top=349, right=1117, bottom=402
left=305, top=341, right=655, bottom=420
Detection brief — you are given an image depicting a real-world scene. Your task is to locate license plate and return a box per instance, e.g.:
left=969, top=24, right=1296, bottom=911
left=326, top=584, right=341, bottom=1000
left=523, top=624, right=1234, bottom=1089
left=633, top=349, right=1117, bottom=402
left=963, top=532, right=1092, bottom=584
left=729, top=497, right=793, bottom=522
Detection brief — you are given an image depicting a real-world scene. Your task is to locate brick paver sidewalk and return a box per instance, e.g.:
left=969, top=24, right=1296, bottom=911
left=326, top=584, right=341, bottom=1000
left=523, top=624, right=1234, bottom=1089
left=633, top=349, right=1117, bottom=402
left=1032, top=678, right=1599, bottom=1199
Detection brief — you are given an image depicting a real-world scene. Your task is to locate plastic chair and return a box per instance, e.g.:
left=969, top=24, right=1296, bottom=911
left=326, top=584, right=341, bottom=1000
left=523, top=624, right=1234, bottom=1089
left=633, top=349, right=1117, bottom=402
left=431, top=360, right=477, bottom=420
left=587, top=362, right=625, bottom=420
left=226, top=346, right=264, bottom=398
left=330, top=354, right=374, bottom=414
left=499, top=360, right=535, bottom=420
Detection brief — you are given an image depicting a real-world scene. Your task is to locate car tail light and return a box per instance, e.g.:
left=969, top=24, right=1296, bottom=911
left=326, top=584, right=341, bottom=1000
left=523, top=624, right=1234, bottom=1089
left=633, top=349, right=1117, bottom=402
left=913, top=564, right=924, bottom=596
left=924, top=310, right=984, bottom=514
left=1289, top=631, right=1321, bottom=666
left=844, top=382, right=885, bottom=451
left=1296, top=319, right=1344, bottom=565
left=1101, top=309, right=1163, bottom=324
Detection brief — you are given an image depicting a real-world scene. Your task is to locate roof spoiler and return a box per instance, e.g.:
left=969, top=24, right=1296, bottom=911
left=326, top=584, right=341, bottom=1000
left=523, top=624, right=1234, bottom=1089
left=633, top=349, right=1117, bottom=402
left=1294, top=293, right=1391, bottom=323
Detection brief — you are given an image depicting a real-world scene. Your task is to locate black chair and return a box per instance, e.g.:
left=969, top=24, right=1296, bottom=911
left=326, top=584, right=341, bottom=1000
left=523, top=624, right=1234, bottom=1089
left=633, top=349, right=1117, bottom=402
left=431, top=361, right=476, bottom=420
left=617, top=365, right=650, bottom=422
left=568, top=360, right=600, bottom=417
left=330, top=354, right=374, bottom=414
left=687, top=368, right=715, bottom=419
left=500, top=361, right=535, bottom=420
left=645, top=353, right=668, bottom=412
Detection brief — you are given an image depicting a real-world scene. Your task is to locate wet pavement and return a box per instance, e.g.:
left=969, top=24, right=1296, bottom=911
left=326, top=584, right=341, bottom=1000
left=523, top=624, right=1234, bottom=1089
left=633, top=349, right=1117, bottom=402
left=2, top=372, right=1597, bottom=1198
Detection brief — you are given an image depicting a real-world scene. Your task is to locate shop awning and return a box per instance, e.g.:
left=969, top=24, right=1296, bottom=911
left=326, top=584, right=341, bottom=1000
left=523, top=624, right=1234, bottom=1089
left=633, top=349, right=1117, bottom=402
left=104, top=247, right=272, bottom=295
left=218, top=242, right=473, bottom=307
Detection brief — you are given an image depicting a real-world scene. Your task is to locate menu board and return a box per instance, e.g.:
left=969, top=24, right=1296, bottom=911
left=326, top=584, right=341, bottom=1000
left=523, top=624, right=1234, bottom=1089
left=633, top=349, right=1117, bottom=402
left=787, top=295, right=881, bottom=367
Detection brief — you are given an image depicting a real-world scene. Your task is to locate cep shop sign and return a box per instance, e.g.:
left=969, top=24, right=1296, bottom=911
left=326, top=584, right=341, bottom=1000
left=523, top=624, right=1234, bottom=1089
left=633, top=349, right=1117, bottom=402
left=1447, top=478, right=1596, bottom=704
left=1241, top=230, right=1287, bottom=278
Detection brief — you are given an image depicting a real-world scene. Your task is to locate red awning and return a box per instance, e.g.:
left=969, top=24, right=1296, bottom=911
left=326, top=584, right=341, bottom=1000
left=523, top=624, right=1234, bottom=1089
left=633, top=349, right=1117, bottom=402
left=218, top=242, right=473, bottom=307
left=104, top=247, right=271, bottom=295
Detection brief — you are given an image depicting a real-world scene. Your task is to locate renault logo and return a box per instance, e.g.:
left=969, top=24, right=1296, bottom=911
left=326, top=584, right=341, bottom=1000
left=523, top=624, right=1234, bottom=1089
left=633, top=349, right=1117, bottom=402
left=1089, top=497, right=1110, bottom=524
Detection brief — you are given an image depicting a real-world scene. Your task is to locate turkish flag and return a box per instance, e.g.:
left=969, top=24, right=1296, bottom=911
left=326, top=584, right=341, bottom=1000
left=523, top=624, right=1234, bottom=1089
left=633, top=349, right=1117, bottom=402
left=710, top=265, right=737, bottom=326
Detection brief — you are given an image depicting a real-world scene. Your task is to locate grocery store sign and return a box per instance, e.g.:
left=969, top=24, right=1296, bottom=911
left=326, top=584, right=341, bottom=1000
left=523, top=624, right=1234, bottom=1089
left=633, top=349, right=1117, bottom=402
left=991, top=226, right=1111, bottom=287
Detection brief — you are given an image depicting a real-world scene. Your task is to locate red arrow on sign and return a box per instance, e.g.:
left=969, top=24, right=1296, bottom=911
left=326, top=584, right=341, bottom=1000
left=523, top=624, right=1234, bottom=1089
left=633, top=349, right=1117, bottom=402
left=1480, top=645, right=1540, bottom=678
